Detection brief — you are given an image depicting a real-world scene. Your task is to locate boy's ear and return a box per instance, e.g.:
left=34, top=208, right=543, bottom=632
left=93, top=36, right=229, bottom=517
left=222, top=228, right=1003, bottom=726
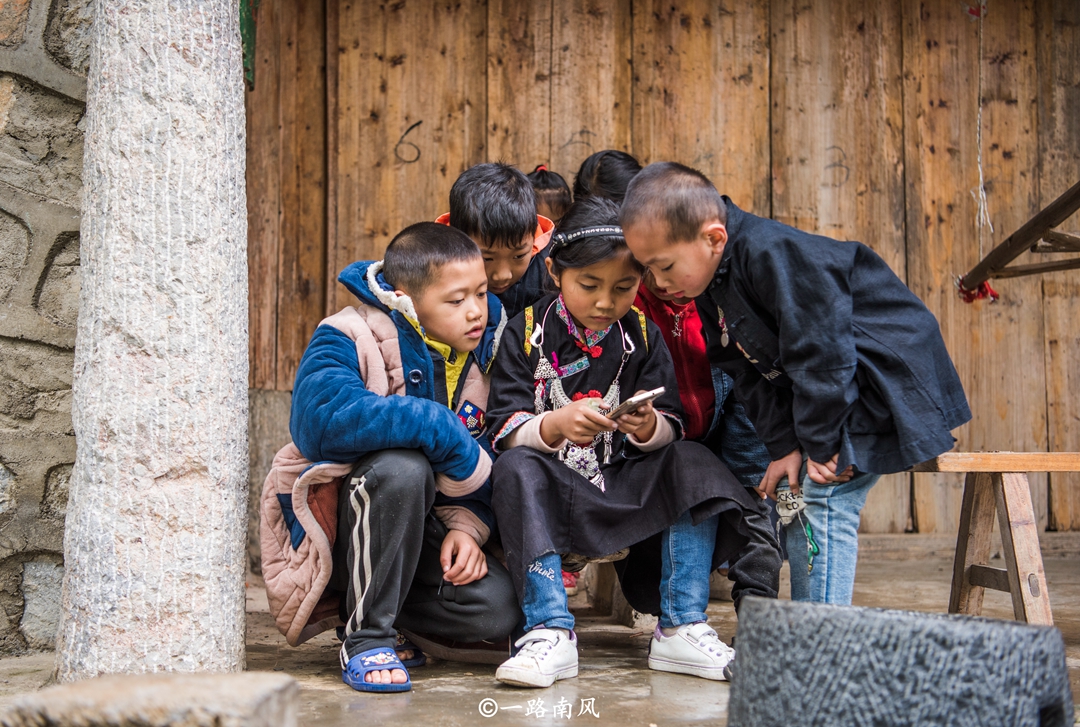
left=702, top=221, right=728, bottom=254
left=393, top=289, right=409, bottom=299
left=545, top=256, right=561, bottom=289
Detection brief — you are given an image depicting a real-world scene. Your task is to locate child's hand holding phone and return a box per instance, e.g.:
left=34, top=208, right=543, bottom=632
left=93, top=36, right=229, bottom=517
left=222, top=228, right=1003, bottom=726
left=540, top=398, right=617, bottom=446
left=612, top=389, right=662, bottom=440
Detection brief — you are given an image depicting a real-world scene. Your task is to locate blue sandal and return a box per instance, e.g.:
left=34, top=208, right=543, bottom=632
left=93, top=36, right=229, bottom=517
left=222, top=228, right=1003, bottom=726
left=335, top=628, right=426, bottom=669
left=342, top=647, right=412, bottom=692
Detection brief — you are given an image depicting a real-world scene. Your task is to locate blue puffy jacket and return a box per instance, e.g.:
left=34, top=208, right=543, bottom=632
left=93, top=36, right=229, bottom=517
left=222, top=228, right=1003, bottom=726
left=289, top=260, right=506, bottom=540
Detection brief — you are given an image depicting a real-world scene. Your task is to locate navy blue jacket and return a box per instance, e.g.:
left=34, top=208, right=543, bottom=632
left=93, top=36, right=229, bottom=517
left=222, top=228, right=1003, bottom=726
left=289, top=260, right=506, bottom=534
left=697, top=199, right=971, bottom=475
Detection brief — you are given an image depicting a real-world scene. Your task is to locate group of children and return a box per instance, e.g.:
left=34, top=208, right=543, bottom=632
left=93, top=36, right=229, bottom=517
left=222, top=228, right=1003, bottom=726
left=260, top=151, right=970, bottom=693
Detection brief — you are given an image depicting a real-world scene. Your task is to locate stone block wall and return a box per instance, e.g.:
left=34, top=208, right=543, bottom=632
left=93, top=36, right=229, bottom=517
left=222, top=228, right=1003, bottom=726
left=0, top=0, right=90, bottom=654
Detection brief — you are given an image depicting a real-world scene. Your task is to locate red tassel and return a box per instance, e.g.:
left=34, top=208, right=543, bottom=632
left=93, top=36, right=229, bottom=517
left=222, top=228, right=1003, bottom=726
left=572, top=338, right=603, bottom=358
left=956, top=276, right=999, bottom=304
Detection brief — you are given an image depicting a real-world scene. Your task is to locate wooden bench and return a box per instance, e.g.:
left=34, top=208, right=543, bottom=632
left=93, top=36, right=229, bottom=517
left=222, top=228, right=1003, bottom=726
left=912, top=452, right=1080, bottom=626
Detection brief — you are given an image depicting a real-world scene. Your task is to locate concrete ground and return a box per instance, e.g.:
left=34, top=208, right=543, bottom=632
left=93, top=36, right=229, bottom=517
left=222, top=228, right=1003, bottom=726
left=1, top=544, right=1077, bottom=725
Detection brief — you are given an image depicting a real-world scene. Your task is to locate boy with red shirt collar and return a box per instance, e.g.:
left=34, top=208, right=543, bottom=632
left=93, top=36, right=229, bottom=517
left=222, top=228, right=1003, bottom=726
left=634, top=273, right=782, bottom=610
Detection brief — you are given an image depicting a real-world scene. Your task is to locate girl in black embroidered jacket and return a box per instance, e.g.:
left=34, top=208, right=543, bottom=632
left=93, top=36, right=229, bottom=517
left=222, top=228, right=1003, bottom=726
left=487, top=197, right=757, bottom=688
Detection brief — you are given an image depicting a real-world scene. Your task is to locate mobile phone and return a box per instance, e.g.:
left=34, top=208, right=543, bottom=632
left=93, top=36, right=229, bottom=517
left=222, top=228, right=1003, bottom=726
left=606, top=387, right=666, bottom=419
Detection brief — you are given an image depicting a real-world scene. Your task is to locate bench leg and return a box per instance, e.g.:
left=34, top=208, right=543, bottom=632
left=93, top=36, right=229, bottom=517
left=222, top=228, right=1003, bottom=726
left=949, top=472, right=997, bottom=616
left=994, top=472, right=1054, bottom=626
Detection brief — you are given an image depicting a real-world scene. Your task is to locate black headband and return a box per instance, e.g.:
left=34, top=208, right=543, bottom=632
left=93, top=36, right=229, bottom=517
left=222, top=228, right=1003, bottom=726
left=550, top=225, right=625, bottom=252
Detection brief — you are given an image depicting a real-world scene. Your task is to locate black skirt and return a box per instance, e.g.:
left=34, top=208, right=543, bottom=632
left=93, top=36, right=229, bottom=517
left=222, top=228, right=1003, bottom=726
left=491, top=440, right=757, bottom=606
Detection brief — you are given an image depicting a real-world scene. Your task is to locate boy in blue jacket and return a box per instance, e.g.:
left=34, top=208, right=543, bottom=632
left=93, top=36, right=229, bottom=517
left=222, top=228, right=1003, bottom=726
left=621, top=163, right=971, bottom=606
left=278, top=222, right=519, bottom=692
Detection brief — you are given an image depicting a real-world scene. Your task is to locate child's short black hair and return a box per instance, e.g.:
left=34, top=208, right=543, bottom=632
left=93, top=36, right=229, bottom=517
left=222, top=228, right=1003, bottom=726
left=383, top=222, right=481, bottom=296
left=620, top=162, right=727, bottom=243
left=572, top=150, right=642, bottom=203
left=449, top=162, right=537, bottom=249
left=549, top=196, right=644, bottom=277
left=526, top=164, right=572, bottom=223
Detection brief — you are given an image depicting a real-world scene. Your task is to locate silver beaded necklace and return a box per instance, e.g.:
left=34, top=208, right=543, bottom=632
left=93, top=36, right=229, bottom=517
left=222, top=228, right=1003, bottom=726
left=529, top=298, right=635, bottom=492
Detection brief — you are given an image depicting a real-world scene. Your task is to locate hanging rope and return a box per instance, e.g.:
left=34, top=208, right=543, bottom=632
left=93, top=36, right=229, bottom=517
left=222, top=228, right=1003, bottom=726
left=958, top=1, right=998, bottom=305
left=970, top=2, right=994, bottom=239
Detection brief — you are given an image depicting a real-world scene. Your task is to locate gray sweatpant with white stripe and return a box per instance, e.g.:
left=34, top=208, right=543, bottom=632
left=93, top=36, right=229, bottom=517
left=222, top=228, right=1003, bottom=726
left=329, top=449, right=520, bottom=665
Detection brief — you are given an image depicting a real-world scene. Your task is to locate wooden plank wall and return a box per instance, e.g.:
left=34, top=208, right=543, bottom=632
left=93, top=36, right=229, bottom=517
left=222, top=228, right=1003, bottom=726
left=631, top=0, right=771, bottom=214
left=1040, top=0, right=1080, bottom=530
left=245, top=0, right=1080, bottom=533
left=331, top=0, right=488, bottom=313
left=245, top=0, right=327, bottom=390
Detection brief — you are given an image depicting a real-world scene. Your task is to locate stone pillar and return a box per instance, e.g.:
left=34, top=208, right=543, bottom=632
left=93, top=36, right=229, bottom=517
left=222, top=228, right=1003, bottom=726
left=56, top=0, right=248, bottom=681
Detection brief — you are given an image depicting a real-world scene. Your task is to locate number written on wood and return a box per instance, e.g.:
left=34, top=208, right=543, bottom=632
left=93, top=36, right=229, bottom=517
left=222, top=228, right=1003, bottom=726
left=560, top=128, right=596, bottom=151
left=395, top=120, right=423, bottom=163
left=824, top=145, right=850, bottom=188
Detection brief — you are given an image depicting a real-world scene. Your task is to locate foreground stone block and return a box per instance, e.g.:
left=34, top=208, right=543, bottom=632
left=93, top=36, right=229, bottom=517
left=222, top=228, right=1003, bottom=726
left=0, top=673, right=298, bottom=727
left=728, top=597, right=1074, bottom=727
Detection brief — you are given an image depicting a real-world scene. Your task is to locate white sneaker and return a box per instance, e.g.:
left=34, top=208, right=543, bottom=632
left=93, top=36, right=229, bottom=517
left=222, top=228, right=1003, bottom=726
left=648, top=622, right=734, bottom=681
left=495, top=628, right=578, bottom=688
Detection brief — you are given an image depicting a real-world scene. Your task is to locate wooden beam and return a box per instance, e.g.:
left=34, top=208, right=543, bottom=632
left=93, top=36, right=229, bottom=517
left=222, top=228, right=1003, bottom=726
left=1032, top=229, right=1080, bottom=254
left=967, top=564, right=1010, bottom=592
left=994, top=473, right=1054, bottom=625
left=990, top=257, right=1080, bottom=279
left=960, top=178, right=1080, bottom=289
left=949, top=473, right=996, bottom=617
left=913, top=452, right=1080, bottom=473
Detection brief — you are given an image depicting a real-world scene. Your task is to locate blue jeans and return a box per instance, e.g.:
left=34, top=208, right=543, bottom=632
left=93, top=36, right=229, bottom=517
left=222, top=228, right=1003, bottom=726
left=522, top=552, right=574, bottom=632
left=659, top=511, right=718, bottom=628
left=522, top=512, right=719, bottom=631
left=779, top=467, right=879, bottom=605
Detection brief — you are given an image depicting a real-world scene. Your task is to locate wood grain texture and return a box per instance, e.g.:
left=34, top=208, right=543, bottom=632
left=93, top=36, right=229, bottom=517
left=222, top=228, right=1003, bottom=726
left=904, top=0, right=1047, bottom=534
left=977, top=0, right=1047, bottom=530
left=630, top=0, right=770, bottom=214
left=486, top=0, right=552, bottom=167
left=324, top=0, right=339, bottom=318
left=245, top=0, right=281, bottom=390
left=331, top=0, right=487, bottom=312
left=274, top=0, right=327, bottom=390
left=912, top=452, right=1080, bottom=473
left=966, top=564, right=1010, bottom=592
left=949, top=473, right=997, bottom=617
left=1038, top=0, right=1080, bottom=532
left=858, top=476, right=912, bottom=534
left=549, top=0, right=631, bottom=177
left=769, top=0, right=905, bottom=273
left=995, top=472, right=1053, bottom=624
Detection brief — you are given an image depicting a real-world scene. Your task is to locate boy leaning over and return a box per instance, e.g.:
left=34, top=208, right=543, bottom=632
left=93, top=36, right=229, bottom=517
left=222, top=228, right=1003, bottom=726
left=260, top=223, right=519, bottom=693
left=622, top=162, right=970, bottom=607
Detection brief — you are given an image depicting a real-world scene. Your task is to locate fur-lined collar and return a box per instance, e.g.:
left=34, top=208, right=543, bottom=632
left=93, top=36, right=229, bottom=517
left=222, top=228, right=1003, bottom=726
left=336, top=259, right=507, bottom=372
